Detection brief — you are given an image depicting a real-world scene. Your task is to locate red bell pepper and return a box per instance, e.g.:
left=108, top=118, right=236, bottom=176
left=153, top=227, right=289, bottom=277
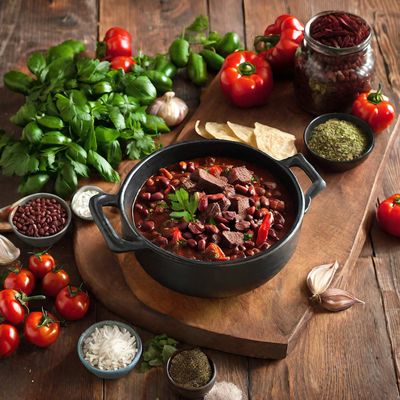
left=205, top=244, right=228, bottom=261
left=220, top=51, right=273, bottom=108
left=110, top=56, right=136, bottom=72
left=352, top=85, right=396, bottom=133
left=256, top=210, right=273, bottom=247
left=97, top=26, right=133, bottom=60
left=376, top=194, right=400, bottom=237
left=254, top=15, right=304, bottom=72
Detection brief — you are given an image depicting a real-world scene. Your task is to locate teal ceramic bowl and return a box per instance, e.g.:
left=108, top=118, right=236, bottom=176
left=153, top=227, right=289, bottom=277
left=77, top=320, right=143, bottom=379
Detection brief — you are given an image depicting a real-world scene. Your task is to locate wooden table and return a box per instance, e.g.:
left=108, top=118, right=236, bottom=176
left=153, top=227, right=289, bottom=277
left=0, top=1, right=399, bottom=398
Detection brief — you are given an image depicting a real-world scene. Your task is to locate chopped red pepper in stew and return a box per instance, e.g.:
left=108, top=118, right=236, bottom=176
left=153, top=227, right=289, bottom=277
left=133, top=157, right=294, bottom=261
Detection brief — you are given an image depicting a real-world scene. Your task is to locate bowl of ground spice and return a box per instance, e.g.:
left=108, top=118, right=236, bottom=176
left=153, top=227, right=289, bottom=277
left=166, top=347, right=217, bottom=399
left=304, top=113, right=374, bottom=172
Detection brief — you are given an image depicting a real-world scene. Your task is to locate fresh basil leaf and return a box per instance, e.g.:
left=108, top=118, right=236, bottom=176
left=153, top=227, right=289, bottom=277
left=109, top=107, right=126, bottom=130
left=27, top=52, right=46, bottom=77
left=143, top=114, right=170, bottom=133
left=10, top=102, right=37, bottom=126
left=0, top=142, right=39, bottom=176
left=77, top=58, right=110, bottom=83
left=41, top=131, right=72, bottom=145
left=66, top=142, right=87, bottom=164
left=95, top=126, right=120, bottom=143
left=46, top=57, right=75, bottom=82
left=170, top=211, right=191, bottom=222
left=105, top=140, right=122, bottom=167
left=85, top=124, right=97, bottom=151
left=19, top=173, right=50, bottom=195
left=69, top=159, right=89, bottom=177
left=4, top=71, right=33, bottom=95
left=0, top=131, right=13, bottom=153
left=123, top=75, right=157, bottom=105
left=126, top=141, right=141, bottom=160
left=88, top=150, right=120, bottom=182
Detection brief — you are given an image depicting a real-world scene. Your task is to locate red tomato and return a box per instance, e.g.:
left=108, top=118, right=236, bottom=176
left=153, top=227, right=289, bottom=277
left=24, top=311, right=60, bottom=348
left=110, top=56, right=135, bottom=72
left=105, top=35, right=132, bottom=60
left=104, top=26, right=131, bottom=42
left=0, top=289, right=45, bottom=325
left=42, top=267, right=70, bottom=297
left=28, top=252, right=55, bottom=278
left=0, top=324, right=20, bottom=358
left=376, top=194, right=400, bottom=237
left=55, top=286, right=90, bottom=321
left=4, top=267, right=36, bottom=295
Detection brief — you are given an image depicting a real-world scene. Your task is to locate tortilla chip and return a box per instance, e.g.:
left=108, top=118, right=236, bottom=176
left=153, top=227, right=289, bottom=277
left=254, top=122, right=297, bottom=160
left=205, top=122, right=241, bottom=142
left=227, top=121, right=257, bottom=146
left=194, top=120, right=213, bottom=139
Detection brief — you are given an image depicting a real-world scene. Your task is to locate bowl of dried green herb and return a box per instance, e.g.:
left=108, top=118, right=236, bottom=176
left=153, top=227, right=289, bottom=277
left=165, top=347, right=216, bottom=399
left=304, top=113, right=375, bottom=172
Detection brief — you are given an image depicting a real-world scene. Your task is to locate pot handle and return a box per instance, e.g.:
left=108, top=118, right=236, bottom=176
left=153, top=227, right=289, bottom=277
left=281, top=153, right=326, bottom=213
left=90, top=193, right=145, bottom=253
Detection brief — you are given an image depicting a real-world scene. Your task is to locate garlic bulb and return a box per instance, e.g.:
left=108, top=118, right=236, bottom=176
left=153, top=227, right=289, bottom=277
left=0, top=235, right=20, bottom=265
left=147, top=92, right=188, bottom=127
left=307, top=261, right=339, bottom=298
left=317, top=288, right=364, bottom=312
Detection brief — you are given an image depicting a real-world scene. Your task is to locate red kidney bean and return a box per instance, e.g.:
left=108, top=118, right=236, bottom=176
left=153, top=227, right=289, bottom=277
left=265, top=191, right=273, bottom=198
left=178, top=221, right=188, bottom=231
left=273, top=211, right=285, bottom=225
left=272, top=190, right=282, bottom=198
left=163, top=187, right=171, bottom=196
left=255, top=186, right=266, bottom=196
left=171, top=178, right=180, bottom=186
left=250, top=221, right=259, bottom=231
left=146, top=178, right=155, bottom=186
left=209, top=234, right=221, bottom=244
left=198, top=195, right=208, bottom=212
left=260, top=196, right=269, bottom=208
left=150, top=192, right=164, bottom=201
left=197, top=239, right=206, bottom=251
left=258, top=242, right=270, bottom=251
left=244, top=240, right=255, bottom=249
left=154, top=207, right=164, bottom=214
left=155, top=236, right=168, bottom=246
left=207, top=193, right=225, bottom=201
left=218, top=223, right=230, bottom=231
left=187, top=162, right=196, bottom=173
left=249, top=197, right=256, bottom=206
left=142, top=220, right=155, bottom=232
left=269, top=199, right=285, bottom=211
left=264, top=182, right=277, bottom=190
left=253, top=248, right=260, bottom=254
left=156, top=176, right=170, bottom=188
left=159, top=168, right=173, bottom=180
left=179, top=161, right=187, bottom=171
left=140, top=192, right=151, bottom=201
left=187, top=239, right=197, bottom=248
left=197, top=233, right=208, bottom=240
left=274, top=223, right=284, bottom=231
left=248, top=185, right=256, bottom=196
left=246, top=206, right=255, bottom=215
left=234, top=184, right=248, bottom=195
left=238, top=244, right=246, bottom=252
left=268, top=229, right=278, bottom=240
left=245, top=249, right=255, bottom=257
left=151, top=230, right=161, bottom=238
left=205, top=224, right=219, bottom=234
left=183, top=231, right=193, bottom=240
left=215, top=215, right=229, bottom=224
left=147, top=185, right=157, bottom=193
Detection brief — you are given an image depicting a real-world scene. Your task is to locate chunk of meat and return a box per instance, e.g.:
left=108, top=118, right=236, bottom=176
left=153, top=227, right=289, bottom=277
left=204, top=203, right=221, bottom=220
left=188, top=222, right=205, bottom=234
left=230, top=195, right=250, bottom=217
left=222, top=231, right=244, bottom=248
left=180, top=177, right=197, bottom=192
left=191, top=169, right=228, bottom=194
left=217, top=196, right=231, bottom=211
left=228, top=166, right=253, bottom=184
left=223, top=185, right=236, bottom=199
left=222, top=211, right=237, bottom=221
left=235, top=220, right=251, bottom=231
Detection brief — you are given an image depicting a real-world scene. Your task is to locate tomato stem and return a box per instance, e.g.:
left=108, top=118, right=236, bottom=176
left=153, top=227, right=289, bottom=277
left=38, top=309, right=56, bottom=328
left=367, top=83, right=384, bottom=105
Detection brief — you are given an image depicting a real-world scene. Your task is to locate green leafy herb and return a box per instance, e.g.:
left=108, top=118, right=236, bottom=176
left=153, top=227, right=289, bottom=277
left=168, top=188, right=199, bottom=222
left=88, top=150, right=120, bottom=183
left=139, top=334, right=178, bottom=373
left=244, top=232, right=253, bottom=241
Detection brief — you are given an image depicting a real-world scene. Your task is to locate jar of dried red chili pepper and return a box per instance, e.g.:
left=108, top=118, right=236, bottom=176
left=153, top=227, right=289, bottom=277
left=294, top=11, right=374, bottom=115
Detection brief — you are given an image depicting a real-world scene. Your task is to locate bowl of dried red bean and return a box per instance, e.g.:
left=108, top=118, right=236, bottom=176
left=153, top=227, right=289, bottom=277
left=9, top=193, right=71, bottom=247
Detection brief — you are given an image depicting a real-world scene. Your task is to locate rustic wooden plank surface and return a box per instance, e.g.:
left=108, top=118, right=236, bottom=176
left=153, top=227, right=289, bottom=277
left=0, top=0, right=399, bottom=399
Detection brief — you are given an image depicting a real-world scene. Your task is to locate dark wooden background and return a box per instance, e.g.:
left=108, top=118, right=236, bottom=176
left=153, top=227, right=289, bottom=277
left=0, top=0, right=399, bottom=399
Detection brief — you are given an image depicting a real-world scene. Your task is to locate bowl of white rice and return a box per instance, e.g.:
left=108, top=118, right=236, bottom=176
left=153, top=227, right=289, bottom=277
left=77, top=320, right=143, bottom=379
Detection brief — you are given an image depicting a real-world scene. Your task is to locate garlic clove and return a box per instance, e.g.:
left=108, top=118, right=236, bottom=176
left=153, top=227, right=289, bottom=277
left=318, top=288, right=364, bottom=312
left=307, top=260, right=339, bottom=296
left=0, top=235, right=20, bottom=265
left=147, top=91, right=188, bottom=127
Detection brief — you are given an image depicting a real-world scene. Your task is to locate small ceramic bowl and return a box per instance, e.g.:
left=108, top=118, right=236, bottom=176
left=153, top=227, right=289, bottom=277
left=77, top=320, right=143, bottom=379
left=304, top=113, right=375, bottom=172
left=165, top=348, right=217, bottom=399
left=8, top=193, right=72, bottom=248
left=71, top=185, right=103, bottom=221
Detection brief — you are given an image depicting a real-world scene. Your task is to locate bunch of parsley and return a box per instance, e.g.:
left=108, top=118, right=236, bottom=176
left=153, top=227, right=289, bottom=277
left=0, top=39, right=169, bottom=198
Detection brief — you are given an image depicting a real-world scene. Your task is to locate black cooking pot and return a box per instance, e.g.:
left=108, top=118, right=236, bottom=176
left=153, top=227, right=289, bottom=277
left=90, top=140, right=325, bottom=298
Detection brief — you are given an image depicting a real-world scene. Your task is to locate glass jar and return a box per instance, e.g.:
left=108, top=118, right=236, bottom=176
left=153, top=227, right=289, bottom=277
left=294, top=11, right=375, bottom=115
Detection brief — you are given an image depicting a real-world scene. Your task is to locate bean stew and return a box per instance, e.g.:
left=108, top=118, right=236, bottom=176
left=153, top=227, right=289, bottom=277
left=133, top=157, right=294, bottom=261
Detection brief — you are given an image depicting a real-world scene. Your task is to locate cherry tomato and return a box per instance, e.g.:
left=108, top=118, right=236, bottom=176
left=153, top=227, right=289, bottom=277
left=42, top=267, right=70, bottom=297
left=104, top=26, right=131, bottom=42
left=110, top=56, right=135, bottom=72
left=28, top=252, right=55, bottom=278
left=0, top=289, right=42, bottom=325
left=24, top=311, right=60, bottom=348
left=55, top=286, right=90, bottom=321
left=377, top=194, right=400, bottom=237
left=4, top=266, right=36, bottom=295
left=0, top=324, right=20, bottom=358
left=105, top=35, right=132, bottom=60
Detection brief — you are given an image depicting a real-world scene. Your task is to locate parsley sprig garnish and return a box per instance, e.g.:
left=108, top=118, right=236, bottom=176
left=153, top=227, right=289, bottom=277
left=168, top=188, right=199, bottom=222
